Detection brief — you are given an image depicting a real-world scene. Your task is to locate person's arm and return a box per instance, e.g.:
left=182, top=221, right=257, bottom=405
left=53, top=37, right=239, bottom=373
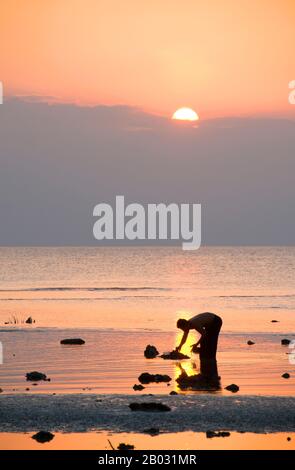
left=176, top=330, right=189, bottom=352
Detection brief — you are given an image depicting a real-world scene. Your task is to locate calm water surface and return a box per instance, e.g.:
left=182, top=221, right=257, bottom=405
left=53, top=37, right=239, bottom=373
left=0, top=246, right=294, bottom=331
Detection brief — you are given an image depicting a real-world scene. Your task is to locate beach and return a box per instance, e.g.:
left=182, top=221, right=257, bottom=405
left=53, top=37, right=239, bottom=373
left=0, top=246, right=295, bottom=450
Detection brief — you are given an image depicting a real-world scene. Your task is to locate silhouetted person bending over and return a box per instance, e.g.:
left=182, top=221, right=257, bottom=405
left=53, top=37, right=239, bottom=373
left=176, top=312, right=222, bottom=359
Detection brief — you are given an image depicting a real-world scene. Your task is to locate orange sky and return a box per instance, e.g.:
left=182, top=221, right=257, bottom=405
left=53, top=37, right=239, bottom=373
left=1, top=0, right=294, bottom=118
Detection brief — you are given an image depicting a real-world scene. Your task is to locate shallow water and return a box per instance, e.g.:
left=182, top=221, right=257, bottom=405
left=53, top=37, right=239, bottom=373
left=1, top=430, right=295, bottom=451
left=0, top=329, right=294, bottom=395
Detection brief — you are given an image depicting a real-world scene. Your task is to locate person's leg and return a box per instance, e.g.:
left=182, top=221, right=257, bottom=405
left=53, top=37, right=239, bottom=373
left=210, top=316, right=222, bottom=357
left=200, top=316, right=222, bottom=359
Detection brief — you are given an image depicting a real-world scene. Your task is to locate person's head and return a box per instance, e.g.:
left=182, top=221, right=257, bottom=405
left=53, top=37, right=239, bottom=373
left=177, top=318, right=189, bottom=331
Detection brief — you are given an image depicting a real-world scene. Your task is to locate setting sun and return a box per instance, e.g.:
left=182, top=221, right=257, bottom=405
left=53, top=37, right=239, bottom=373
left=172, top=107, right=199, bottom=121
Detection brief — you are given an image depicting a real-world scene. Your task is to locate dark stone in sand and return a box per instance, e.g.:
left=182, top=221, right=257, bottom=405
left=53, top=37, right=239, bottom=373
left=25, top=316, right=33, bottom=324
left=25, top=388, right=30, bottom=391
left=26, top=371, right=49, bottom=381
left=0, top=388, right=3, bottom=393
left=129, top=402, right=171, bottom=412
left=271, top=320, right=279, bottom=323
left=160, top=350, right=190, bottom=360
left=117, top=443, right=135, bottom=450
left=143, top=428, right=160, bottom=435
left=287, top=437, right=291, bottom=441
left=282, top=373, right=290, bottom=379
left=247, top=340, right=255, bottom=345
left=138, top=372, right=172, bottom=384
left=225, top=384, right=239, bottom=393
left=169, top=390, right=178, bottom=395
left=133, top=384, right=145, bottom=391
left=206, top=431, right=231, bottom=439
left=281, top=339, right=291, bottom=345
left=32, top=431, right=55, bottom=443
left=60, top=338, right=85, bottom=345
left=144, top=345, right=159, bottom=359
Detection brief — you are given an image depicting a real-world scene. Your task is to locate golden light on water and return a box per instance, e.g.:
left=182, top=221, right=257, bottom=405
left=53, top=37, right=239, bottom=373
left=175, top=330, right=194, bottom=358
left=172, top=107, right=199, bottom=121
left=174, top=329, right=199, bottom=389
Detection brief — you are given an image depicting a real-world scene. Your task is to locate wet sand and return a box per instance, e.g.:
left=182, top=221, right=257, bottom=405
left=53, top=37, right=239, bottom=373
left=1, top=394, right=295, bottom=433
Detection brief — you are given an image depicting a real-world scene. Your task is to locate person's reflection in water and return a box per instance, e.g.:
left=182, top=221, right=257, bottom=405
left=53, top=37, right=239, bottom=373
left=199, top=357, right=221, bottom=390
left=176, top=358, right=221, bottom=392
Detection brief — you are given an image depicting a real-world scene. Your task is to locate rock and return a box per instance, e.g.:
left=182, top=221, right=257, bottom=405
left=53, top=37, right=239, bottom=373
left=138, top=372, right=172, bottom=384
left=25, top=388, right=30, bottom=391
left=32, top=431, right=55, bottom=443
left=133, top=384, right=145, bottom=391
left=25, top=317, right=33, bottom=324
left=143, top=428, right=160, bottom=435
left=144, top=345, right=159, bottom=359
left=282, top=373, right=290, bottom=379
left=281, top=339, right=291, bottom=345
left=206, top=431, right=231, bottom=438
left=129, top=402, right=171, bottom=412
left=26, top=371, right=49, bottom=381
left=271, top=320, right=279, bottom=323
left=247, top=340, right=255, bottom=345
left=117, top=443, right=135, bottom=450
left=160, top=350, right=190, bottom=360
left=60, top=338, right=85, bottom=345
left=225, top=384, right=239, bottom=393
left=287, top=437, right=291, bottom=441
left=0, top=388, right=3, bottom=393
left=169, top=390, right=178, bottom=395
